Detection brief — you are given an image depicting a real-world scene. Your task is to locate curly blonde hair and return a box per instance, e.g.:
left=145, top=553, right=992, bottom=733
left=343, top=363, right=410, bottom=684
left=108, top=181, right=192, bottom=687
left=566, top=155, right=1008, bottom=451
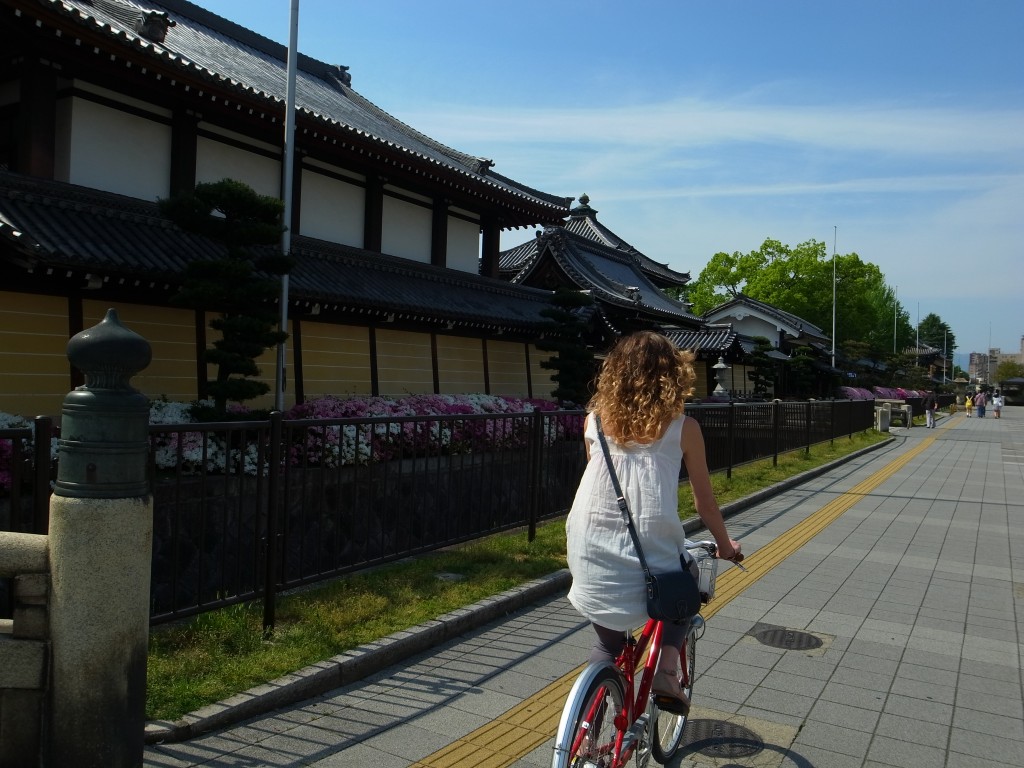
left=588, top=331, right=696, bottom=444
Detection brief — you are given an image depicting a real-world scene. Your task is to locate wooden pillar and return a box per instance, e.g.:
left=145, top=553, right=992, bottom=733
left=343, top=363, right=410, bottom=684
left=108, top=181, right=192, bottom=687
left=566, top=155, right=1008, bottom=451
left=169, top=110, right=198, bottom=195
left=431, top=199, right=448, bottom=268
left=15, top=59, right=56, bottom=179
left=363, top=174, right=383, bottom=253
left=480, top=216, right=501, bottom=278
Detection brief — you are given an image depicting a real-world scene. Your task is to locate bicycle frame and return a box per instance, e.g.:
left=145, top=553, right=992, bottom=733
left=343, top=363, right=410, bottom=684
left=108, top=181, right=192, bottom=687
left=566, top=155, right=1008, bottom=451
left=561, top=619, right=666, bottom=766
left=554, top=542, right=734, bottom=768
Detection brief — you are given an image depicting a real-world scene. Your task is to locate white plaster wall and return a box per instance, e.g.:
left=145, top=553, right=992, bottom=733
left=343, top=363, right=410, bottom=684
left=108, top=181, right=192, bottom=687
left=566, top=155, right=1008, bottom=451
left=722, top=315, right=783, bottom=346
left=196, top=135, right=280, bottom=198
left=447, top=215, right=481, bottom=274
left=381, top=195, right=432, bottom=263
left=61, top=97, right=172, bottom=201
left=299, top=169, right=364, bottom=246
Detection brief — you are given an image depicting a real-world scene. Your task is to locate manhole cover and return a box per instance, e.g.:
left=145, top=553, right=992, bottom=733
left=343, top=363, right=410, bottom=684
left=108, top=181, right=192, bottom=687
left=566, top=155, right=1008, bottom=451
left=754, top=628, right=823, bottom=650
left=685, top=719, right=763, bottom=758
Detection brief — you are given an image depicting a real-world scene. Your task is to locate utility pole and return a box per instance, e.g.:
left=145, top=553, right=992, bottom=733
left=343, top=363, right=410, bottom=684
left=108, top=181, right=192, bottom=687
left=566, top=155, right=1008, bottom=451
left=275, top=0, right=300, bottom=411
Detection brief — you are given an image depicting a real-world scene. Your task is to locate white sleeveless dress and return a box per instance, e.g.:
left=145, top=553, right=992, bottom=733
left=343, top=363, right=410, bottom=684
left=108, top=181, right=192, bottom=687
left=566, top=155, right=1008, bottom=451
left=567, top=413, right=690, bottom=631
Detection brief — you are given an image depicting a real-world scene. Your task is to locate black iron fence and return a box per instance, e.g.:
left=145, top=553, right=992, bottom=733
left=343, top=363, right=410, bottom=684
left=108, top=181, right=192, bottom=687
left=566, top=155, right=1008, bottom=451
left=1, top=399, right=874, bottom=627
left=0, top=417, right=53, bottom=536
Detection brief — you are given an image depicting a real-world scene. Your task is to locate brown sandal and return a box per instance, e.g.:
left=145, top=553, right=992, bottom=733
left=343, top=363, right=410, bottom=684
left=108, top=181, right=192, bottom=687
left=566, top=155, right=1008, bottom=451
left=652, top=670, right=691, bottom=716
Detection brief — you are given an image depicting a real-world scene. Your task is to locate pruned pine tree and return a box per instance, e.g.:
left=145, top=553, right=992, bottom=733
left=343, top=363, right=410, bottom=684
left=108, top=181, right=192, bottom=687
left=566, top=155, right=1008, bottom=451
left=537, top=288, right=597, bottom=407
left=746, top=336, right=775, bottom=398
left=158, top=179, right=291, bottom=415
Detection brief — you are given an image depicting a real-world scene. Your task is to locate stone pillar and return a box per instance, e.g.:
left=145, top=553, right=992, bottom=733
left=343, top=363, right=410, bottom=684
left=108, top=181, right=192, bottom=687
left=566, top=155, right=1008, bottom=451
left=47, top=308, right=152, bottom=768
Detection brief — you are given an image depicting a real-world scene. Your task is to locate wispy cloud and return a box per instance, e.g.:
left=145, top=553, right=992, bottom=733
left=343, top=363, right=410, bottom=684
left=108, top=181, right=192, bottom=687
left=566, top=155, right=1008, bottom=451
left=407, top=98, right=1024, bottom=158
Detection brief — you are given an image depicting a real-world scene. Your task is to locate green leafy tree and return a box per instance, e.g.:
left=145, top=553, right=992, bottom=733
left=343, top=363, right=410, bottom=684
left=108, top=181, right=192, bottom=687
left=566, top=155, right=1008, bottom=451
left=158, top=179, right=290, bottom=414
left=996, top=360, right=1024, bottom=383
left=536, top=288, right=597, bottom=406
left=690, top=238, right=905, bottom=360
left=916, top=313, right=956, bottom=360
left=746, top=336, right=775, bottom=397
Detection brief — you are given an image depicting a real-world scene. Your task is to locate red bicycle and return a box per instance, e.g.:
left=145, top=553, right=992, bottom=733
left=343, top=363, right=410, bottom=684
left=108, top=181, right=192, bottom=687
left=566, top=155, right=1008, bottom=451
left=551, top=540, right=743, bottom=767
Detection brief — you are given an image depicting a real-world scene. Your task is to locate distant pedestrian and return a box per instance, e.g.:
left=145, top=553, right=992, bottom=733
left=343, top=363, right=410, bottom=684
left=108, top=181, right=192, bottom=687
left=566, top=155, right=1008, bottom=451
left=922, top=390, right=938, bottom=428
left=975, top=391, right=987, bottom=418
left=965, top=392, right=973, bottom=417
left=993, top=391, right=1004, bottom=419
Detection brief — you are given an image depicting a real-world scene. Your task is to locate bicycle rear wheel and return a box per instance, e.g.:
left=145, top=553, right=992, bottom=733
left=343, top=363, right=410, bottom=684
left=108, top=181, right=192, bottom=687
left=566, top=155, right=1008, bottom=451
left=651, top=620, right=699, bottom=763
left=551, top=662, right=627, bottom=768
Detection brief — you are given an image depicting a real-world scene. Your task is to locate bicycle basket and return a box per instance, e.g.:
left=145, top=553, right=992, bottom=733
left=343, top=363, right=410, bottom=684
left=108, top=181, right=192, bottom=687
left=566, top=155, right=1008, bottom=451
left=697, top=555, right=718, bottom=603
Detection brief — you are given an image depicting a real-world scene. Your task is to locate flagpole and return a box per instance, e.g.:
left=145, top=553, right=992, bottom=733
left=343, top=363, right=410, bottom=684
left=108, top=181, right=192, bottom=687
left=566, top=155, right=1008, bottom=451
left=893, top=285, right=897, bottom=353
left=831, top=226, right=836, bottom=369
left=276, top=0, right=299, bottom=412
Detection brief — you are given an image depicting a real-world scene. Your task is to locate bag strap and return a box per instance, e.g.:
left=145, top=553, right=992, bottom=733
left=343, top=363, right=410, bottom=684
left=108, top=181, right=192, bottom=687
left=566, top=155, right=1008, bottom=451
left=593, top=415, right=656, bottom=593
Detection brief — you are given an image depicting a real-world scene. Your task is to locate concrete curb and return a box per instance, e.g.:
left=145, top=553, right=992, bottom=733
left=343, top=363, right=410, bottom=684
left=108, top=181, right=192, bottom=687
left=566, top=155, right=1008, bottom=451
left=145, top=434, right=893, bottom=745
left=144, top=569, right=573, bottom=744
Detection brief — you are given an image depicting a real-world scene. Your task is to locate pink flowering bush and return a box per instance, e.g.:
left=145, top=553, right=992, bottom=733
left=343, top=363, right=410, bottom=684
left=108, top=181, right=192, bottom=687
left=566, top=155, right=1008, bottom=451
left=837, top=386, right=875, bottom=400
left=146, top=394, right=579, bottom=475
left=283, top=394, right=574, bottom=468
left=1, top=396, right=579, bottom=485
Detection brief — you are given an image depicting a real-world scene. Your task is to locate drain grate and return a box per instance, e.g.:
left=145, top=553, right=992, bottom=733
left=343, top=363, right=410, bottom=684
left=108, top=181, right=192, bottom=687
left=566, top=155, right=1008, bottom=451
left=754, top=627, right=823, bottom=650
left=685, top=719, right=763, bottom=758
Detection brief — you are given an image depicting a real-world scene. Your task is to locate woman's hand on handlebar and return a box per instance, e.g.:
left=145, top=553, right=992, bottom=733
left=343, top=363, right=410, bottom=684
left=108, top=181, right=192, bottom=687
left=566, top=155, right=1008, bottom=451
left=717, top=539, right=743, bottom=562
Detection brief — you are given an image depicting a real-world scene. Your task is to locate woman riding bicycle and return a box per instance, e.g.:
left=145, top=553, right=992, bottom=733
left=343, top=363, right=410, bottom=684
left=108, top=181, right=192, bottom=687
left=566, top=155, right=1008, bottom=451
left=566, top=331, right=741, bottom=715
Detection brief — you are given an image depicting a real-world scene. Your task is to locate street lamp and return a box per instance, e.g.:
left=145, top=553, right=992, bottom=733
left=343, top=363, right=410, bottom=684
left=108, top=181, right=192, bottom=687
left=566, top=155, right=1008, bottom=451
left=713, top=356, right=730, bottom=396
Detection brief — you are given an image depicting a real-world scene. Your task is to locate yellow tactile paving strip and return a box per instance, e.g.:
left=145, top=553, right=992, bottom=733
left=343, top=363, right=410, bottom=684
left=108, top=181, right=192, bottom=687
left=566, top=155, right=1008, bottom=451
left=412, top=429, right=941, bottom=768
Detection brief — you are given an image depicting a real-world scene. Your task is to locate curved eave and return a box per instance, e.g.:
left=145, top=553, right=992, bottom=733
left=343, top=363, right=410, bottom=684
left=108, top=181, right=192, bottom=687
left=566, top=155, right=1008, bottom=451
left=537, top=235, right=699, bottom=325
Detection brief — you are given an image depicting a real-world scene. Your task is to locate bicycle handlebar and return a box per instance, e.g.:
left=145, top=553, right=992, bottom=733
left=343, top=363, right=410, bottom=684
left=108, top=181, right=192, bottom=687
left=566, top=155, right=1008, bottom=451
left=684, top=539, right=746, bottom=568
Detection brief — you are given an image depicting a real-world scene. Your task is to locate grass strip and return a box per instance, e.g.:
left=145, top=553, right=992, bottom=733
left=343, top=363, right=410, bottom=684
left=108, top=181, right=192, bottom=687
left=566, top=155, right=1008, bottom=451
left=147, top=429, right=888, bottom=721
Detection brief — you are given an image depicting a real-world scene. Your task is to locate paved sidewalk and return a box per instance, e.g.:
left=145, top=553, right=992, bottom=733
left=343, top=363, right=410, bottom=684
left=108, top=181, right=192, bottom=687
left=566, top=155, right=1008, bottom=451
left=144, top=406, right=1024, bottom=767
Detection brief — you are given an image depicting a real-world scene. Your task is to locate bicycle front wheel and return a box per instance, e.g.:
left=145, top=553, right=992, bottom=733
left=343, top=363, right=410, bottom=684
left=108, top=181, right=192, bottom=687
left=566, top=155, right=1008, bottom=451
left=651, top=620, right=699, bottom=763
left=552, top=662, right=627, bottom=768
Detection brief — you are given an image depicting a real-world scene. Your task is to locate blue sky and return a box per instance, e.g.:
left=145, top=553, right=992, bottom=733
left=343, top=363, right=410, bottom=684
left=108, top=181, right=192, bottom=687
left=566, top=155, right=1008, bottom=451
left=199, top=0, right=1023, bottom=366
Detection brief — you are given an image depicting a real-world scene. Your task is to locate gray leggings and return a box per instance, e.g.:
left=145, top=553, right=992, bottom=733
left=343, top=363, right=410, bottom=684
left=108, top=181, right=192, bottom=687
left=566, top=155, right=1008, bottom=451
left=589, top=621, right=689, bottom=666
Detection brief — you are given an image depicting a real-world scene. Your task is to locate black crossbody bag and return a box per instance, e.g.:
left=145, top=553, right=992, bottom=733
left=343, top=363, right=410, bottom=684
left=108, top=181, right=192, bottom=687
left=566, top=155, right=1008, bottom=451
left=594, top=415, right=701, bottom=625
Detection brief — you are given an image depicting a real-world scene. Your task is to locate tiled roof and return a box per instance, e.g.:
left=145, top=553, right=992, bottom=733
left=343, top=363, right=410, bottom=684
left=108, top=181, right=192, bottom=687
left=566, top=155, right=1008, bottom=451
left=501, top=195, right=690, bottom=287
left=663, top=325, right=741, bottom=355
left=14, top=0, right=571, bottom=218
left=704, top=292, right=829, bottom=341
left=508, top=228, right=700, bottom=327
left=0, top=172, right=557, bottom=332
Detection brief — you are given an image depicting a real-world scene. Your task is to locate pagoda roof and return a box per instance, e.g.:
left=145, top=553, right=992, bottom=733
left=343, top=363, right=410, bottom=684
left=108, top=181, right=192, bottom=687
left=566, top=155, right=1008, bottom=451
left=505, top=227, right=700, bottom=328
left=500, top=194, right=690, bottom=287
left=0, top=172, right=558, bottom=334
left=4, top=0, right=571, bottom=227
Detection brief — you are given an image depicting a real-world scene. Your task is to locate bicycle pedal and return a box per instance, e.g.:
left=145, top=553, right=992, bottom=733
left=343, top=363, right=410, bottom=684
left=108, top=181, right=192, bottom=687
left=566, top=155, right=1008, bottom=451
left=620, top=712, right=649, bottom=750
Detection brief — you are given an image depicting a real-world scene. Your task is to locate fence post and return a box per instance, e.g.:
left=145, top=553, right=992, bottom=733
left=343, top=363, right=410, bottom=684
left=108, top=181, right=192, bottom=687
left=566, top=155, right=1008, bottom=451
left=527, top=410, right=543, bottom=542
left=48, top=308, right=152, bottom=768
left=263, top=410, right=283, bottom=635
left=726, top=401, right=735, bottom=479
left=805, top=401, right=812, bottom=456
left=830, top=398, right=836, bottom=447
left=31, top=416, right=52, bottom=534
left=772, top=400, right=780, bottom=467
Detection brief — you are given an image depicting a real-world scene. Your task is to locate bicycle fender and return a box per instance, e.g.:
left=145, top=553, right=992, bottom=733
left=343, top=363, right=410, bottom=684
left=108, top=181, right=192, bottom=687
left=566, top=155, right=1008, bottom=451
left=551, top=661, right=620, bottom=768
